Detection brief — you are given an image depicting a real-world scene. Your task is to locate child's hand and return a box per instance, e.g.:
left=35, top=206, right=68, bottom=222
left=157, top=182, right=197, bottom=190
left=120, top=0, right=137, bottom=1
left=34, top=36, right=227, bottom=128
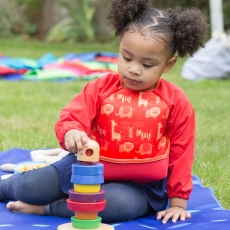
left=156, top=207, right=191, bottom=224
left=64, top=130, right=89, bottom=154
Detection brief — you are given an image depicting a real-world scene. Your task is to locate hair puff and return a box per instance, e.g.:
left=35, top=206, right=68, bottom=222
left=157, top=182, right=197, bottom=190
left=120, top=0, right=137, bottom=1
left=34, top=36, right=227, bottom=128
left=107, top=0, right=152, bottom=36
left=167, top=7, right=209, bottom=57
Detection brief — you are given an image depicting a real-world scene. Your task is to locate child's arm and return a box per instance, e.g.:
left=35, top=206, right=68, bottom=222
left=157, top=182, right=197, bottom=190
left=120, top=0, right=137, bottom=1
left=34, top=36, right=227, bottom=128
left=55, top=74, right=122, bottom=150
left=154, top=86, right=195, bottom=224
left=156, top=197, right=191, bottom=224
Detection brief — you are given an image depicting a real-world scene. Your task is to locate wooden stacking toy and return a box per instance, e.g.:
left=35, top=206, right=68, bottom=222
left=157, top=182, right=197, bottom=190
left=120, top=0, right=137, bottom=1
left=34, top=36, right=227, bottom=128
left=57, top=140, right=114, bottom=230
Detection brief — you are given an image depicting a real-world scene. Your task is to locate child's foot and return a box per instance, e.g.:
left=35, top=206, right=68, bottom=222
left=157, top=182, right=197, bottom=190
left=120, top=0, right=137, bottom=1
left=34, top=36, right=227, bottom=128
left=6, top=201, right=46, bottom=215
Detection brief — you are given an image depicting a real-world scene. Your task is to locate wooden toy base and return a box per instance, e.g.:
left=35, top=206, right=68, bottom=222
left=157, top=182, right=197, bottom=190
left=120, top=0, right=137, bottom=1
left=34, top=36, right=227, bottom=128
left=57, top=223, right=114, bottom=230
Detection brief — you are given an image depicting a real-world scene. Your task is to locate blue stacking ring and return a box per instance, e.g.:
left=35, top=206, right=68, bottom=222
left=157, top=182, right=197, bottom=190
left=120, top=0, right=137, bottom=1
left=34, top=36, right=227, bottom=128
left=71, top=174, right=104, bottom=185
left=72, top=162, right=104, bottom=175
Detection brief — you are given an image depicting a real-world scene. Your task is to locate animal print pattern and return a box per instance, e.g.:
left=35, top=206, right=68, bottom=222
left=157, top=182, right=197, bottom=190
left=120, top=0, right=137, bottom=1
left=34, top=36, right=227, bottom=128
left=90, top=88, right=170, bottom=163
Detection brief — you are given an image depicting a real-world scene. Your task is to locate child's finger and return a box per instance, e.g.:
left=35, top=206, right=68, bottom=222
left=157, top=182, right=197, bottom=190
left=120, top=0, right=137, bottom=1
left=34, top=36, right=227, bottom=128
left=185, top=212, right=191, bottom=219
left=65, top=139, right=71, bottom=152
left=75, top=138, right=84, bottom=154
left=80, top=132, right=89, bottom=147
left=172, top=213, right=180, bottom=223
left=65, top=137, right=78, bottom=154
left=156, top=211, right=165, bottom=220
left=179, top=212, right=186, bottom=221
left=162, top=213, right=173, bottom=224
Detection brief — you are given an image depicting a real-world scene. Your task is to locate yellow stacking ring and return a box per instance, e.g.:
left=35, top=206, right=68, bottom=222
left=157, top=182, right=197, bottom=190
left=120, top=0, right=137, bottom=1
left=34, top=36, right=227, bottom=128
left=73, top=184, right=101, bottom=193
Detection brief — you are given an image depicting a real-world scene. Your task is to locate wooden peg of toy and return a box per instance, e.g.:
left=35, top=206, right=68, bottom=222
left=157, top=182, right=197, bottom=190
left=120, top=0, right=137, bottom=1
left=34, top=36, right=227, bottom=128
left=77, top=139, right=100, bottom=163
left=57, top=222, right=114, bottom=230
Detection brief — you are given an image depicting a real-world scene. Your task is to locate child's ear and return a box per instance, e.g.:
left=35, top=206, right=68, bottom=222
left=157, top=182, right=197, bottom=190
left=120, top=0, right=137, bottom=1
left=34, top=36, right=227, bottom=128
left=163, top=56, right=177, bottom=73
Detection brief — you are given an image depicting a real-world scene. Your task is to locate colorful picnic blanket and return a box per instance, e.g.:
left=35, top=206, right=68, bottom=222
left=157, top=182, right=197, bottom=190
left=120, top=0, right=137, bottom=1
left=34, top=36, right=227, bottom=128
left=0, top=148, right=230, bottom=229
left=0, top=52, right=118, bottom=81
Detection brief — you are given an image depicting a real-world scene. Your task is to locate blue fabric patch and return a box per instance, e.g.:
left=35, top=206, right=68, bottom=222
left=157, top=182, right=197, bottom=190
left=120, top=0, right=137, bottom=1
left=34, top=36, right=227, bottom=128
left=0, top=148, right=230, bottom=230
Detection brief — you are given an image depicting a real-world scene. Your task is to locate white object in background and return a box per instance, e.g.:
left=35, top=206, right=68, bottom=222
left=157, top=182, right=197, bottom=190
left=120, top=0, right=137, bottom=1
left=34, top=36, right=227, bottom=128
left=209, top=0, right=224, bottom=37
left=30, top=148, right=69, bottom=163
left=181, top=33, right=230, bottom=80
left=30, top=148, right=63, bottom=157
left=0, top=163, right=16, bottom=172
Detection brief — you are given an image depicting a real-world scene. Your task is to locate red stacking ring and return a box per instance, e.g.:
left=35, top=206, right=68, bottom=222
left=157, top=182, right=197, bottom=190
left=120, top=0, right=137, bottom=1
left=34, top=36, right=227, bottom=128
left=67, top=198, right=106, bottom=212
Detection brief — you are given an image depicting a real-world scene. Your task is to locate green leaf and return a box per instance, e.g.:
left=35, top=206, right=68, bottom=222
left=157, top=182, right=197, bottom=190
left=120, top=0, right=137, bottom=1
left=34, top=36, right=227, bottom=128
left=48, top=0, right=96, bottom=42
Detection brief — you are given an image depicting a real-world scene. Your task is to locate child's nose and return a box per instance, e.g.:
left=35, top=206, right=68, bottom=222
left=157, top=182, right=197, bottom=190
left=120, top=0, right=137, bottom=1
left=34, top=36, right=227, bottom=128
left=128, top=65, right=141, bottom=75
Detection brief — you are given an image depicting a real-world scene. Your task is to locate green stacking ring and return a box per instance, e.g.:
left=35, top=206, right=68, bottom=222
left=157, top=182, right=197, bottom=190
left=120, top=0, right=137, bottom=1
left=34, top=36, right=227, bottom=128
left=71, top=216, right=102, bottom=229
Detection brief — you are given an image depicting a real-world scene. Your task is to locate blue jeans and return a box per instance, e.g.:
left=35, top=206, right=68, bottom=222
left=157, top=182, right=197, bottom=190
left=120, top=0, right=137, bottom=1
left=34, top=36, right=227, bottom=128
left=0, top=165, right=153, bottom=223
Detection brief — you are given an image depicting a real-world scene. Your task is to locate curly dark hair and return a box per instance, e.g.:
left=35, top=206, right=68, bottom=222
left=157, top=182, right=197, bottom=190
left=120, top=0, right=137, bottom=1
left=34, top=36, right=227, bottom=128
left=107, top=0, right=209, bottom=58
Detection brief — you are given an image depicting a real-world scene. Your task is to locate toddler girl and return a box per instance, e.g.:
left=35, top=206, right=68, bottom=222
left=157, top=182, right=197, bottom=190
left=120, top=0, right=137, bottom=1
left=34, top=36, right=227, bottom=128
left=0, top=0, right=208, bottom=224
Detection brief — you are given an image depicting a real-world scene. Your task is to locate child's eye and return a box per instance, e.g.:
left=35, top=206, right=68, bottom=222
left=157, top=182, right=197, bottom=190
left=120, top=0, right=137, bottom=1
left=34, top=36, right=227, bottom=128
left=143, top=64, right=153, bottom=68
left=123, top=55, right=131, bottom=61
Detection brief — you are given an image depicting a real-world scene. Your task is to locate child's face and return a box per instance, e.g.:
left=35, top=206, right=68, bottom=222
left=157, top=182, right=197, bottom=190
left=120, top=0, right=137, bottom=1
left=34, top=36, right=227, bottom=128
left=118, top=30, right=176, bottom=91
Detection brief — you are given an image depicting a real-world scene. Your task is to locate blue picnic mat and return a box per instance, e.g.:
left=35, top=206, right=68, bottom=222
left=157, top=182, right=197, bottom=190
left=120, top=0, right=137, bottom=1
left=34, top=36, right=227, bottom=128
left=0, top=148, right=230, bottom=230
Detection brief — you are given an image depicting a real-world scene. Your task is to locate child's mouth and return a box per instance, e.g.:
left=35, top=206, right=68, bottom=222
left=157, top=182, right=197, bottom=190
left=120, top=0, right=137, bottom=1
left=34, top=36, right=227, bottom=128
left=125, top=77, right=141, bottom=85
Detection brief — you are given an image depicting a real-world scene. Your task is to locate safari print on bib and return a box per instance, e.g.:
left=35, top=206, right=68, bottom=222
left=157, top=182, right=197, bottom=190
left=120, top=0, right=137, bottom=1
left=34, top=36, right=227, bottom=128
left=90, top=88, right=170, bottom=163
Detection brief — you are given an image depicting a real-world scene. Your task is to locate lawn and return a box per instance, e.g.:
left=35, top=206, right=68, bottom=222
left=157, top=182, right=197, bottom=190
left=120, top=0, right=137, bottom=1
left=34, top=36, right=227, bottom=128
left=0, top=38, right=230, bottom=210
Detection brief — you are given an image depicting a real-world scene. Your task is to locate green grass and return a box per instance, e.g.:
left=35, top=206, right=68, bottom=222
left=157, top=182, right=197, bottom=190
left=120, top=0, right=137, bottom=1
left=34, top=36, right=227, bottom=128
left=0, top=37, right=119, bottom=58
left=0, top=38, right=230, bottom=210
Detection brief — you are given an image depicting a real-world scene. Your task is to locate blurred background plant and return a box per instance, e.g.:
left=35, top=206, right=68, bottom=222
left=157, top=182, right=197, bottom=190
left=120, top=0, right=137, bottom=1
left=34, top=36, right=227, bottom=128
left=0, top=0, right=229, bottom=42
left=13, top=0, right=45, bottom=36
left=0, top=1, right=26, bottom=37
left=45, top=0, right=115, bottom=43
left=46, top=0, right=97, bottom=43
left=0, top=0, right=44, bottom=38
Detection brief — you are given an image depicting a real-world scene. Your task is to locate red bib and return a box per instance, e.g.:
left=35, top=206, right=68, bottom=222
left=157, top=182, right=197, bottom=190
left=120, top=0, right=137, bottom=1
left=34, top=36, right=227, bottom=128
left=90, top=88, right=170, bottom=164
